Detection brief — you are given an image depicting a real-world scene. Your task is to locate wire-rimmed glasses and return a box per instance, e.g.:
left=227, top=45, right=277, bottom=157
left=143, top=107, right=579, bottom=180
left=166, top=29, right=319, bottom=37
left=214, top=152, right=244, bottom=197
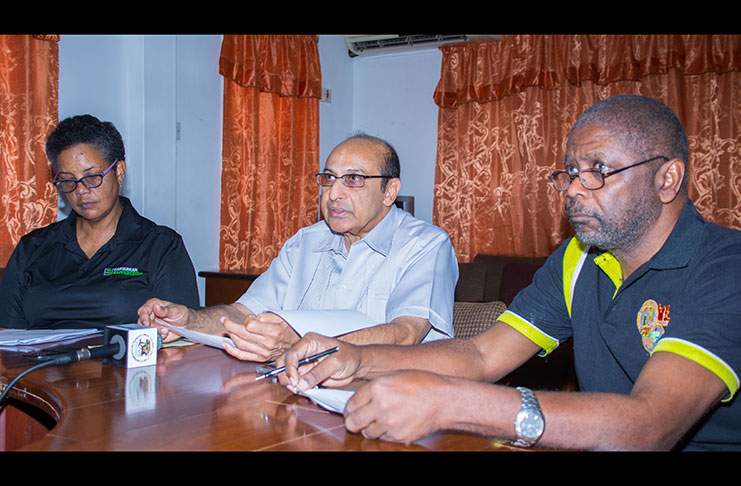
left=315, top=172, right=392, bottom=188
left=549, top=155, right=669, bottom=191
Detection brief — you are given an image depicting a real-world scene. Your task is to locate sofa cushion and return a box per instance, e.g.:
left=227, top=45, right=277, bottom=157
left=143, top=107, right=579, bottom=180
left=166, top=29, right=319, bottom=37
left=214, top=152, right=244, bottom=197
left=452, top=301, right=507, bottom=338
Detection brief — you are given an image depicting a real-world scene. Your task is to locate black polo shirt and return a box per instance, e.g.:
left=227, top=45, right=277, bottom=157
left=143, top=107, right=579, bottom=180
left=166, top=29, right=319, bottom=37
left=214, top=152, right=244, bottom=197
left=0, top=197, right=199, bottom=329
left=501, top=201, right=741, bottom=450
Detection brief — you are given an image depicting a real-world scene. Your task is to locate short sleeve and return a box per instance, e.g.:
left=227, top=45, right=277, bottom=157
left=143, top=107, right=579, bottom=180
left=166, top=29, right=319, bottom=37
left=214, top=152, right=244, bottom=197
left=500, top=240, right=574, bottom=355
left=383, top=233, right=458, bottom=341
left=236, top=230, right=301, bottom=314
left=652, top=235, right=741, bottom=400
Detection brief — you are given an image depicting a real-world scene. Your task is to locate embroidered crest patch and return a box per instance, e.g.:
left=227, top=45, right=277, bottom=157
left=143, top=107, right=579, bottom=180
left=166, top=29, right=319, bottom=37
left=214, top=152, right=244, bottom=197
left=636, top=299, right=671, bottom=353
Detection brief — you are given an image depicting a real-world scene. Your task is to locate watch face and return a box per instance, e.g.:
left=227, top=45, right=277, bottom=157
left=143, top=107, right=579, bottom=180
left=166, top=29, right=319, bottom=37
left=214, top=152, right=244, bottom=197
left=517, top=410, right=545, bottom=439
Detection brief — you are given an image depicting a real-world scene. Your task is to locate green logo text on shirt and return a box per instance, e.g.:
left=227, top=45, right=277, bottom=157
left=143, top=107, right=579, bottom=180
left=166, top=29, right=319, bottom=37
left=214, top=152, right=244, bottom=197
left=104, top=267, right=143, bottom=277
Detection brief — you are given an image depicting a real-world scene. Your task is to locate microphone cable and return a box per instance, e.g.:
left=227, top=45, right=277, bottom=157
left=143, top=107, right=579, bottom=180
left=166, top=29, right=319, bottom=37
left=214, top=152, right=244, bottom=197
left=0, top=359, right=59, bottom=413
left=0, top=342, right=121, bottom=412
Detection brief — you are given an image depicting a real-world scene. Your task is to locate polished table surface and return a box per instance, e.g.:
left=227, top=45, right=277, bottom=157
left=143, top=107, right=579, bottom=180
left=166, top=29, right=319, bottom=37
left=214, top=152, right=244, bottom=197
left=0, top=335, right=530, bottom=451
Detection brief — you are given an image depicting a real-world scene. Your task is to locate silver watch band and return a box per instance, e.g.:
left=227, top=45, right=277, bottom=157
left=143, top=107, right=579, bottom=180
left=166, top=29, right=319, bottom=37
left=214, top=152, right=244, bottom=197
left=512, top=386, right=545, bottom=447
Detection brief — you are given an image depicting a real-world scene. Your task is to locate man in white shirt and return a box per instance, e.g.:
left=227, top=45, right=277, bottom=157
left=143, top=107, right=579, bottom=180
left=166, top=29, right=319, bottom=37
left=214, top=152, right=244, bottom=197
left=138, top=134, right=458, bottom=362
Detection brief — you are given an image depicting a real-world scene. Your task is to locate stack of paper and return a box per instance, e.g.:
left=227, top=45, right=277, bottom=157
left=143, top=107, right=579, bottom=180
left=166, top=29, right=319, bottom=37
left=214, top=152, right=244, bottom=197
left=0, top=328, right=102, bottom=347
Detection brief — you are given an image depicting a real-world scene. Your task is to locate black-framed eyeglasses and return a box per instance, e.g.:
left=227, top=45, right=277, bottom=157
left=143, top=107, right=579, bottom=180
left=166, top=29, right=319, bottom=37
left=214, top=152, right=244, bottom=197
left=53, top=160, right=119, bottom=193
left=549, top=155, right=669, bottom=191
left=315, top=172, right=392, bottom=188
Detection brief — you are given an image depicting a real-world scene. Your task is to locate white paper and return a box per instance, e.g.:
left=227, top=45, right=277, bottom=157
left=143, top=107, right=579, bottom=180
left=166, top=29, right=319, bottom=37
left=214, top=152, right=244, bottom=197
left=303, top=387, right=355, bottom=414
left=156, top=321, right=235, bottom=349
left=270, top=309, right=377, bottom=337
left=156, top=309, right=376, bottom=350
left=0, top=328, right=102, bottom=346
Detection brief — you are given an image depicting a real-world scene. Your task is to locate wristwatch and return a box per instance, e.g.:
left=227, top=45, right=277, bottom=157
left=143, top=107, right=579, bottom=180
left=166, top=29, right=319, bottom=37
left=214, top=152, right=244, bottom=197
left=512, top=386, right=545, bottom=447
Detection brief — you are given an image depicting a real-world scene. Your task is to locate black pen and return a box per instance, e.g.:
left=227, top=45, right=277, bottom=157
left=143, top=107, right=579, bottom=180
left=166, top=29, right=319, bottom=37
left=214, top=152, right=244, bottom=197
left=254, top=346, right=339, bottom=381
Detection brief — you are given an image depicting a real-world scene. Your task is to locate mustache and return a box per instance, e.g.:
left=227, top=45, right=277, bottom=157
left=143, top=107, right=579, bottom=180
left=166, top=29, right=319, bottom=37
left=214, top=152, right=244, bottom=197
left=566, top=198, right=599, bottom=219
left=325, top=202, right=352, bottom=213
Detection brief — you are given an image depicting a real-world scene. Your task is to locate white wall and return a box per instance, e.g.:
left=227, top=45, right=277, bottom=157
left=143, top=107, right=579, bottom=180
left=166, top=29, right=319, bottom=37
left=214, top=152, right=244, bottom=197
left=318, top=35, right=442, bottom=223
left=57, top=34, right=442, bottom=304
left=317, top=35, right=354, bottom=172
left=350, top=47, right=442, bottom=223
left=58, top=35, right=223, bottom=304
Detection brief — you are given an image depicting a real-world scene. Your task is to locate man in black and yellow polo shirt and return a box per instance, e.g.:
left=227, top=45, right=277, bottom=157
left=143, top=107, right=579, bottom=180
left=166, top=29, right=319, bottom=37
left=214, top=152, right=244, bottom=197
left=281, top=95, right=741, bottom=451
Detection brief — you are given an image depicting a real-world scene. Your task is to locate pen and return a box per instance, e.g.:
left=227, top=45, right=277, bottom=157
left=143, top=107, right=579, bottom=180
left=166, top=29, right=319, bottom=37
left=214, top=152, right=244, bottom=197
left=254, top=346, right=339, bottom=381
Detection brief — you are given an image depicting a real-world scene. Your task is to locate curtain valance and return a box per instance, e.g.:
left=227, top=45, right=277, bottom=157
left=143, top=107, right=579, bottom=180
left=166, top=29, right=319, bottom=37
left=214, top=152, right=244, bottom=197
left=219, top=34, right=322, bottom=99
left=434, top=35, right=741, bottom=108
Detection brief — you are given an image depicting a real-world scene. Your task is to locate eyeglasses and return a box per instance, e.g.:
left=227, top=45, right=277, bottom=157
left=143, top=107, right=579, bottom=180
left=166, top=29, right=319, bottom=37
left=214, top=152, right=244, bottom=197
left=549, top=155, right=669, bottom=191
left=315, top=172, right=392, bottom=188
left=53, top=160, right=119, bottom=193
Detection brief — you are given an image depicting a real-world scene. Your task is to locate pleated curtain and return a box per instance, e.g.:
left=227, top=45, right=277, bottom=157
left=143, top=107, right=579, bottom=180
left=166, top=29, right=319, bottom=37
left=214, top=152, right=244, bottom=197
left=0, top=35, right=59, bottom=266
left=218, top=35, right=322, bottom=274
left=433, top=35, right=741, bottom=261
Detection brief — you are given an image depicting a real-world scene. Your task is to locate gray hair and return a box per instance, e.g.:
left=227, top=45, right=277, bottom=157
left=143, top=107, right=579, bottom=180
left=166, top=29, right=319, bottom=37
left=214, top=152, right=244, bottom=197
left=572, top=95, right=689, bottom=190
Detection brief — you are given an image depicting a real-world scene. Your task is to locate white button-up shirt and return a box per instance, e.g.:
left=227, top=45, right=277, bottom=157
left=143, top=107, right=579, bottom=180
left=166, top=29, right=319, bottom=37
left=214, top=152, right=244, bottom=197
left=237, top=206, right=458, bottom=341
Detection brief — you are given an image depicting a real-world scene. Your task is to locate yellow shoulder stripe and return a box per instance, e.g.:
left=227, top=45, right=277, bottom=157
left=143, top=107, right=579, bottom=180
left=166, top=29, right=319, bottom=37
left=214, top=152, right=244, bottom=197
left=498, top=310, right=559, bottom=356
left=562, top=237, right=590, bottom=318
left=653, top=337, right=739, bottom=402
left=593, top=252, right=623, bottom=296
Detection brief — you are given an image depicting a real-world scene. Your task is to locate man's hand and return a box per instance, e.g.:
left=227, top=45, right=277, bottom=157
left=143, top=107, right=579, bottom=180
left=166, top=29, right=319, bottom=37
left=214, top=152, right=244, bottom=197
left=344, top=370, right=455, bottom=444
left=222, top=312, right=300, bottom=363
left=137, top=298, right=190, bottom=342
left=279, top=332, right=364, bottom=392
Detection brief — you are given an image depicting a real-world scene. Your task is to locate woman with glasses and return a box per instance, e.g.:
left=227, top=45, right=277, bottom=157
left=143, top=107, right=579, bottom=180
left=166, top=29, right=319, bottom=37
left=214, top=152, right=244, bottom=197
left=0, top=115, right=199, bottom=329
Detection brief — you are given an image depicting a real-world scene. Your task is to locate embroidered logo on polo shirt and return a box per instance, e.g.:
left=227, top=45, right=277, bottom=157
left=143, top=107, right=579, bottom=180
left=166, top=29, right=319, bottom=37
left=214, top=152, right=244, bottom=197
left=103, top=266, right=143, bottom=277
left=636, top=299, right=671, bottom=353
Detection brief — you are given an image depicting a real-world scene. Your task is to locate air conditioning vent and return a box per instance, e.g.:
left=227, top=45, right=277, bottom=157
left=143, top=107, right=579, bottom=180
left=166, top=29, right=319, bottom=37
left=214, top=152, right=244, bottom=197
left=344, top=34, right=499, bottom=57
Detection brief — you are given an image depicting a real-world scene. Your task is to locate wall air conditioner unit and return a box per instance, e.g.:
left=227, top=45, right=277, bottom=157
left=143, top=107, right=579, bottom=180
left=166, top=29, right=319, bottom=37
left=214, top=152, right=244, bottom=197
left=344, top=34, right=500, bottom=58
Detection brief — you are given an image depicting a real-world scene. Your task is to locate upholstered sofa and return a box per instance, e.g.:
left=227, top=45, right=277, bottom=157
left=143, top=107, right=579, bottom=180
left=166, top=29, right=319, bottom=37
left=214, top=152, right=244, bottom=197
left=453, top=254, right=546, bottom=338
left=453, top=254, right=578, bottom=392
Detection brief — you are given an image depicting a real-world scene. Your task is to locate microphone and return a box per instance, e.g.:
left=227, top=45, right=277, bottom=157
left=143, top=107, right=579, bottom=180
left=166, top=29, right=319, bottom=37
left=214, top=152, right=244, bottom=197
left=47, top=324, right=161, bottom=368
left=47, top=341, right=123, bottom=365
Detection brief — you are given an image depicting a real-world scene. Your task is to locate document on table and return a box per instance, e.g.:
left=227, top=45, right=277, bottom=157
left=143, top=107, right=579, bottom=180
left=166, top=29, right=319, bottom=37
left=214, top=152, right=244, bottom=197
left=155, top=309, right=376, bottom=349
left=0, top=328, right=102, bottom=347
left=155, top=321, right=235, bottom=349
left=270, top=309, right=378, bottom=337
left=303, top=387, right=355, bottom=414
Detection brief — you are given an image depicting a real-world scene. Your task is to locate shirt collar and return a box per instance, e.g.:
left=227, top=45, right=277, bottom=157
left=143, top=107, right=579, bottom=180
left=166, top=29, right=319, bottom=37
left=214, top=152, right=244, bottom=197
left=645, top=200, right=704, bottom=270
left=316, top=205, right=400, bottom=257
left=61, top=196, right=142, bottom=252
left=591, top=200, right=704, bottom=276
left=113, top=196, right=146, bottom=243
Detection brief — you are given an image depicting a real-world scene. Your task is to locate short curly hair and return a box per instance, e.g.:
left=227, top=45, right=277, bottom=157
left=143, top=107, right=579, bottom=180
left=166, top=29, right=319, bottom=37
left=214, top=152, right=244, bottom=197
left=46, top=114, right=125, bottom=171
left=571, top=95, right=689, bottom=191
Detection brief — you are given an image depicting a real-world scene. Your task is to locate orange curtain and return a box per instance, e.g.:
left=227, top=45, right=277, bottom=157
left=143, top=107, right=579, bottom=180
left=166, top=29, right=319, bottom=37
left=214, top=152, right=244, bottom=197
left=0, top=35, right=59, bottom=266
left=433, top=35, right=741, bottom=262
left=219, top=35, right=321, bottom=274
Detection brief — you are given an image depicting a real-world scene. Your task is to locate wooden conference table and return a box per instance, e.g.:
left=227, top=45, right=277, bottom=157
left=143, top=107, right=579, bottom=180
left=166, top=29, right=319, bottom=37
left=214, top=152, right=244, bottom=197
left=0, top=334, right=536, bottom=452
